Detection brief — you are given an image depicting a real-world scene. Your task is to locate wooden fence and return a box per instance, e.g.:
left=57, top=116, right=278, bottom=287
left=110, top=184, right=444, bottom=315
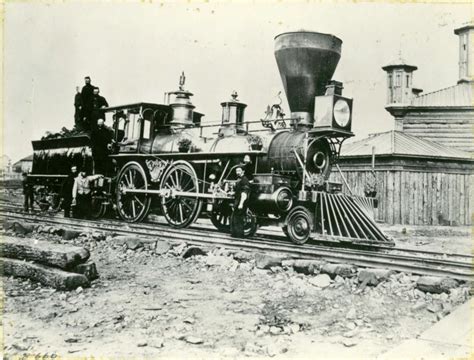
left=330, top=169, right=472, bottom=226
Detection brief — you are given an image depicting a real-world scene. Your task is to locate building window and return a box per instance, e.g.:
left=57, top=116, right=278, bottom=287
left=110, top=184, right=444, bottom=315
left=461, top=34, right=468, bottom=61
left=388, top=74, right=393, bottom=87
left=406, top=74, right=410, bottom=87
left=395, top=72, right=401, bottom=87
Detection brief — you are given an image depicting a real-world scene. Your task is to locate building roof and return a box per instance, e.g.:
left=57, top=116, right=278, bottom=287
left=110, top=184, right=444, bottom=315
left=340, top=130, right=472, bottom=160
left=21, top=154, right=33, bottom=161
left=13, top=155, right=33, bottom=165
left=454, top=22, right=474, bottom=35
left=411, top=82, right=473, bottom=107
left=382, top=56, right=418, bottom=71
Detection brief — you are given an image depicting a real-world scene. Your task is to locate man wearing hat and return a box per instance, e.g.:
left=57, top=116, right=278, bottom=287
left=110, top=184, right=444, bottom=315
left=91, top=87, right=109, bottom=130
left=81, top=76, right=95, bottom=130
left=74, top=86, right=83, bottom=130
left=230, top=166, right=250, bottom=238
left=72, top=169, right=103, bottom=219
left=22, top=172, right=35, bottom=213
left=62, top=165, right=78, bottom=217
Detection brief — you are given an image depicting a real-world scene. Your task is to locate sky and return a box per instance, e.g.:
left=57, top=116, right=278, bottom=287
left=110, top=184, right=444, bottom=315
left=3, top=1, right=471, bottom=163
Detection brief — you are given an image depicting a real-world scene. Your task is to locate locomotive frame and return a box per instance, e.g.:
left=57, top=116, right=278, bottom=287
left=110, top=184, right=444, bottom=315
left=27, top=30, right=394, bottom=246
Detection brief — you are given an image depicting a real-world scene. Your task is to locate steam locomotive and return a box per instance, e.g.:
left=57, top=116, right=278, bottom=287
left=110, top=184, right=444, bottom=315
left=29, top=31, right=392, bottom=246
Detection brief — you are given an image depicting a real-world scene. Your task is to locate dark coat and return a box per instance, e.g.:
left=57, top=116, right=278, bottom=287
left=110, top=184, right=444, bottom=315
left=93, top=94, right=108, bottom=110
left=91, top=126, right=113, bottom=158
left=243, top=162, right=254, bottom=181
left=62, top=173, right=77, bottom=200
left=234, top=175, right=250, bottom=208
left=22, top=178, right=33, bottom=195
left=81, top=83, right=95, bottom=110
left=74, top=93, right=82, bottom=108
left=92, top=94, right=109, bottom=121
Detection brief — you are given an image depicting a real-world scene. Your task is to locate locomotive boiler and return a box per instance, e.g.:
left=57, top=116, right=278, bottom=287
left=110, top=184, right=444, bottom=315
left=28, top=31, right=392, bottom=246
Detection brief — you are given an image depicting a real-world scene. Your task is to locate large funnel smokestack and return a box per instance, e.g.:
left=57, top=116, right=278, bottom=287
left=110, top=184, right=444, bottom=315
left=274, top=31, right=342, bottom=127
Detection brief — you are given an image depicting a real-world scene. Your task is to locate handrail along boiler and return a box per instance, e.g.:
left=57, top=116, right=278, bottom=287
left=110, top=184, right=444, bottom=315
left=28, top=31, right=392, bottom=246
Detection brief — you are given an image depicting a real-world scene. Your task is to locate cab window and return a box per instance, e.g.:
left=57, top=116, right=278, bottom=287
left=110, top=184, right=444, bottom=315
left=142, top=119, right=151, bottom=140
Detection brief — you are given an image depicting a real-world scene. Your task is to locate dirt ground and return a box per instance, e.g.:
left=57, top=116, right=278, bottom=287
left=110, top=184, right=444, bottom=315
left=1, top=190, right=472, bottom=358
left=1, top=227, right=471, bottom=359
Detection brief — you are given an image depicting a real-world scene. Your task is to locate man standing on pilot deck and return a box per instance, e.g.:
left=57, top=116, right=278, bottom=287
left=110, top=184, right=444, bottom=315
left=231, top=166, right=250, bottom=238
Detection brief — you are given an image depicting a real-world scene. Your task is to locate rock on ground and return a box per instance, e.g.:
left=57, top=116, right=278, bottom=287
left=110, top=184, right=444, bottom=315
left=282, top=259, right=323, bottom=275
left=182, top=246, right=208, bottom=259
left=358, top=268, right=395, bottom=287
left=416, top=276, right=459, bottom=294
left=321, top=263, right=356, bottom=279
left=309, top=274, right=332, bottom=288
left=155, top=241, right=172, bottom=255
left=255, top=254, right=284, bottom=269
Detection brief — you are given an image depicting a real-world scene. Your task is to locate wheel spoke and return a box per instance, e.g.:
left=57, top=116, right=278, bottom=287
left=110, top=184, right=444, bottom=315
left=181, top=174, right=193, bottom=191
left=169, top=172, right=178, bottom=188
left=178, top=203, right=184, bottom=223
left=131, top=200, right=136, bottom=218
left=181, top=200, right=193, bottom=212
left=178, top=170, right=184, bottom=187
left=134, top=195, right=144, bottom=208
left=175, top=171, right=180, bottom=189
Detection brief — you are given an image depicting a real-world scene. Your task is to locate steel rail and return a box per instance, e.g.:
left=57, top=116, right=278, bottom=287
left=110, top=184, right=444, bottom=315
left=1, top=200, right=472, bottom=263
left=2, top=210, right=473, bottom=282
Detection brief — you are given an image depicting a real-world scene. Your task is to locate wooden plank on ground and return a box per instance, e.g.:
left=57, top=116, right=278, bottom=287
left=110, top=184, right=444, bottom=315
left=0, top=237, right=90, bottom=270
left=2, top=257, right=90, bottom=290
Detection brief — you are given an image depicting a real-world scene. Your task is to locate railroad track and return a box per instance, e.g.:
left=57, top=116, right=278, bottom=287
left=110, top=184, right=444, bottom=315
left=1, top=206, right=473, bottom=282
left=1, top=199, right=472, bottom=263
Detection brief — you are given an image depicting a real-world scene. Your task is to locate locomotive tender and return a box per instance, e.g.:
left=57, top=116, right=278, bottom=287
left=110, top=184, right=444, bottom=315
left=29, top=31, right=392, bottom=246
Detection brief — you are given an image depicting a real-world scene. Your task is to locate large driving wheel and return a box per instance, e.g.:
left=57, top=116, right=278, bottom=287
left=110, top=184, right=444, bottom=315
left=160, top=161, right=202, bottom=228
left=116, top=162, right=151, bottom=222
left=285, top=206, right=313, bottom=244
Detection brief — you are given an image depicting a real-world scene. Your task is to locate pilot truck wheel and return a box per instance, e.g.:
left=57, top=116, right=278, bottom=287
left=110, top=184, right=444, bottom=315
left=285, top=206, right=313, bottom=245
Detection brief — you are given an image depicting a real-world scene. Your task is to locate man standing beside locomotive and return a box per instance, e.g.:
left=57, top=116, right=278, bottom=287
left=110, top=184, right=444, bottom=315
left=231, top=166, right=250, bottom=238
left=22, top=172, right=35, bottom=213
left=62, top=165, right=78, bottom=218
left=91, top=118, right=113, bottom=175
left=72, top=170, right=103, bottom=219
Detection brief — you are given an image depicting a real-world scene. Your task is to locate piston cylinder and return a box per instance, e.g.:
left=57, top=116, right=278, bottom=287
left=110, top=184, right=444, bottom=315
left=254, top=187, right=293, bottom=214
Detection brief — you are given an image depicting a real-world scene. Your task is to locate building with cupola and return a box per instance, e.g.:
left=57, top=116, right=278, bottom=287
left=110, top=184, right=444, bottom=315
left=382, top=23, right=474, bottom=153
left=331, top=23, right=473, bottom=226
